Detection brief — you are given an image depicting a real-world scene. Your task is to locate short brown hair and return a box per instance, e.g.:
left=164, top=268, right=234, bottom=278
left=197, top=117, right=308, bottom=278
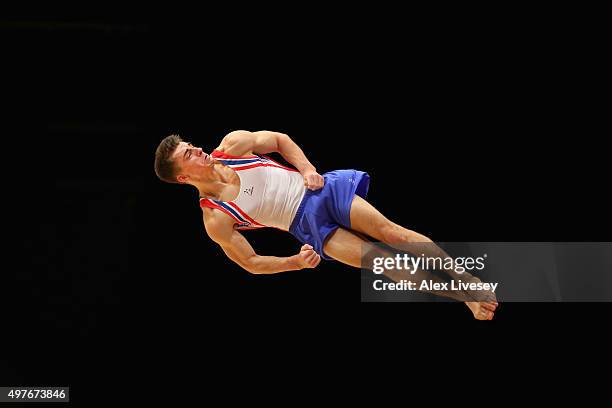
left=154, top=134, right=183, bottom=183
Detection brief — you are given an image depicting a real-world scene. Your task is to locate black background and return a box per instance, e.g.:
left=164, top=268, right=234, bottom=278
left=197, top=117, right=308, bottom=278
left=2, top=15, right=609, bottom=403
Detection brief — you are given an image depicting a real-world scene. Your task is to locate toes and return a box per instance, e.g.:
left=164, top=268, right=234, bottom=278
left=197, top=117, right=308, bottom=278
left=482, top=303, right=497, bottom=312
left=478, top=309, right=495, bottom=320
left=480, top=303, right=495, bottom=312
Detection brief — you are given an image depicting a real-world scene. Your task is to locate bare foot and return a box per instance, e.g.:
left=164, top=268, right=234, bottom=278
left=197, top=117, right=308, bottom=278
left=466, top=301, right=498, bottom=320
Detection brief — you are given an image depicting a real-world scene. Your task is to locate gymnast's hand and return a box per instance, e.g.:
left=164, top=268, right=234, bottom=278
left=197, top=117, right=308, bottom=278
left=294, top=244, right=322, bottom=269
left=303, top=169, right=324, bottom=191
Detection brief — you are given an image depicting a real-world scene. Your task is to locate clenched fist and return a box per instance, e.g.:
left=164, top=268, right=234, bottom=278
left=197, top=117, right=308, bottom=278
left=294, top=244, right=321, bottom=269
left=303, top=170, right=324, bottom=191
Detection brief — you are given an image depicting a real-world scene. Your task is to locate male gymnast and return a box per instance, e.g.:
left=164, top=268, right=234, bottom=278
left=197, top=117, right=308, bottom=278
left=154, top=130, right=498, bottom=320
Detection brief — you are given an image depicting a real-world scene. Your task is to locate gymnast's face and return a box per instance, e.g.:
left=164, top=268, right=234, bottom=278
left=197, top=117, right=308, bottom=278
left=173, top=141, right=215, bottom=182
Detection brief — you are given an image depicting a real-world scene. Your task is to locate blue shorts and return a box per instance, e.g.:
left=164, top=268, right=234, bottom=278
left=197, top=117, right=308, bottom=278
left=289, top=169, right=370, bottom=260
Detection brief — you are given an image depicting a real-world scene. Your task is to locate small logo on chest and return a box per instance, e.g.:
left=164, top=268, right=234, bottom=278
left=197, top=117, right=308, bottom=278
left=244, top=186, right=254, bottom=196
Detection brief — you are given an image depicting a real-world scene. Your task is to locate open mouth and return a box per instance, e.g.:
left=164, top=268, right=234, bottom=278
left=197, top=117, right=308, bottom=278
left=204, top=153, right=214, bottom=166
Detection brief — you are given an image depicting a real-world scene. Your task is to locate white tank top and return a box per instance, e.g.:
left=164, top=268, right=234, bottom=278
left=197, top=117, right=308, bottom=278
left=200, top=150, right=306, bottom=231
